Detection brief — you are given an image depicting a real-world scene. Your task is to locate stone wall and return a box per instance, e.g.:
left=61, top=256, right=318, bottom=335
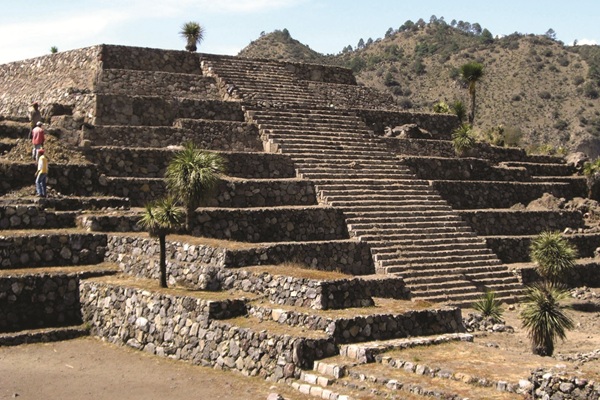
left=432, top=181, right=588, bottom=209
left=0, top=206, right=75, bottom=230
left=0, top=233, right=106, bottom=269
left=80, top=280, right=337, bottom=378
left=93, top=95, right=244, bottom=126
left=458, top=210, right=585, bottom=236
left=105, top=234, right=375, bottom=281
left=355, top=110, right=459, bottom=139
left=401, top=157, right=531, bottom=182
left=530, top=369, right=600, bottom=399
left=83, top=123, right=261, bottom=151
left=99, top=45, right=201, bottom=74
left=191, top=207, right=349, bottom=242
left=96, top=69, right=219, bottom=99
left=486, top=234, right=600, bottom=264
left=0, top=161, right=101, bottom=196
left=0, top=274, right=82, bottom=332
left=308, top=82, right=394, bottom=109
left=101, top=177, right=316, bottom=208
left=248, top=304, right=462, bottom=344
left=83, top=148, right=294, bottom=179
left=0, top=46, right=100, bottom=122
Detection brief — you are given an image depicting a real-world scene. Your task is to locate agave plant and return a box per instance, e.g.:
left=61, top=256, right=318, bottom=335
left=520, top=283, right=574, bottom=356
left=530, top=231, right=577, bottom=285
left=138, top=197, right=184, bottom=288
left=165, top=143, right=226, bottom=230
left=472, top=290, right=503, bottom=322
left=180, top=21, right=205, bottom=52
left=451, top=124, right=476, bottom=157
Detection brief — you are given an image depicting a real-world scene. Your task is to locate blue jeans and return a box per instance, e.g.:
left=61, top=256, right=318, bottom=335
left=35, top=173, right=47, bottom=197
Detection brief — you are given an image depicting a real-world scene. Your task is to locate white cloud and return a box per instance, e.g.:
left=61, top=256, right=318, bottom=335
left=574, top=38, right=598, bottom=46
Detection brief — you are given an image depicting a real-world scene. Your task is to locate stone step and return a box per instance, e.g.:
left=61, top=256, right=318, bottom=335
left=260, top=118, right=367, bottom=129
left=379, top=252, right=500, bottom=268
left=348, top=216, right=465, bottom=230
left=302, top=167, right=413, bottom=178
left=500, top=161, right=575, bottom=176
left=383, top=258, right=504, bottom=274
left=316, top=181, right=432, bottom=192
left=267, top=134, right=384, bottom=147
left=390, top=262, right=507, bottom=277
left=350, top=222, right=472, bottom=237
left=0, top=324, right=90, bottom=346
left=247, top=108, right=361, bottom=119
left=395, top=247, right=494, bottom=260
left=363, top=231, right=478, bottom=245
left=276, top=141, right=387, bottom=153
left=371, top=242, right=488, bottom=261
left=403, top=270, right=516, bottom=286
left=295, top=158, right=402, bottom=168
left=341, top=203, right=454, bottom=214
left=305, top=171, right=417, bottom=181
left=368, top=236, right=484, bottom=251
left=327, top=197, right=450, bottom=207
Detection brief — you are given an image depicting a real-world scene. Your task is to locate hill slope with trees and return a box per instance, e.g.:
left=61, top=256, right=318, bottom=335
left=238, top=19, right=600, bottom=158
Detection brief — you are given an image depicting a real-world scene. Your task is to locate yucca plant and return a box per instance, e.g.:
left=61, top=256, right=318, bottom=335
left=180, top=21, right=205, bottom=52
left=520, top=283, right=574, bottom=356
left=138, top=197, right=184, bottom=288
left=451, top=124, right=476, bottom=157
left=459, top=61, right=484, bottom=125
left=165, top=143, right=226, bottom=230
left=472, top=290, right=503, bottom=322
left=530, top=231, right=577, bottom=285
left=450, top=100, right=467, bottom=123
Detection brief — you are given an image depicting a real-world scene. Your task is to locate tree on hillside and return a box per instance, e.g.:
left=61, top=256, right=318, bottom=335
left=180, top=21, right=205, bottom=52
left=460, top=61, right=484, bottom=125
left=138, top=197, right=184, bottom=288
left=165, top=143, right=227, bottom=231
left=530, top=231, right=577, bottom=285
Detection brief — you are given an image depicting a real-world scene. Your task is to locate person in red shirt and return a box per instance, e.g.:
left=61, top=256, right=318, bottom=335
left=31, top=121, right=45, bottom=161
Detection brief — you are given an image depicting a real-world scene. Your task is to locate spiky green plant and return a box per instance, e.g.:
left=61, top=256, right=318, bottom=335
left=180, top=21, right=205, bottom=52
left=472, top=290, right=503, bottom=322
left=459, top=62, right=484, bottom=125
left=450, top=100, right=467, bottom=123
left=138, top=197, right=184, bottom=288
left=530, top=231, right=577, bottom=285
left=451, top=124, right=476, bottom=156
left=165, top=143, right=226, bottom=230
left=432, top=101, right=450, bottom=114
left=520, top=283, right=574, bottom=356
left=583, top=158, right=600, bottom=177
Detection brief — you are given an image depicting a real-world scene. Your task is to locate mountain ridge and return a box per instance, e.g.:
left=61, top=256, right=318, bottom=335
left=238, top=22, right=600, bottom=158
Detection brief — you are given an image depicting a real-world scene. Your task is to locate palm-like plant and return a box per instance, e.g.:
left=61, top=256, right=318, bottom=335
left=138, top=197, right=184, bottom=288
left=165, top=143, right=226, bottom=230
left=180, top=21, right=205, bottom=52
left=472, top=290, right=503, bottom=322
left=459, top=62, right=484, bottom=125
left=450, top=100, right=467, bottom=124
left=530, top=231, right=577, bottom=285
left=520, top=283, right=574, bottom=356
left=451, top=124, right=476, bottom=157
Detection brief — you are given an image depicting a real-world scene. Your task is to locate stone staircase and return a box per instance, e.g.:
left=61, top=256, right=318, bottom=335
left=243, top=106, right=524, bottom=305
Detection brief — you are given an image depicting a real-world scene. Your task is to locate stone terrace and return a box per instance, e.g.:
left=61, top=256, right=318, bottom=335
left=1, top=44, right=599, bottom=399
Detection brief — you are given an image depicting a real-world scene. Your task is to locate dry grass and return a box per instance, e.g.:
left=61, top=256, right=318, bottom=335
left=87, top=274, right=258, bottom=301
left=224, top=314, right=330, bottom=339
left=241, top=263, right=352, bottom=280
left=0, top=262, right=119, bottom=276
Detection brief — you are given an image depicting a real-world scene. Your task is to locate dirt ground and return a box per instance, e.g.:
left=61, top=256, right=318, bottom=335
left=0, top=337, right=312, bottom=400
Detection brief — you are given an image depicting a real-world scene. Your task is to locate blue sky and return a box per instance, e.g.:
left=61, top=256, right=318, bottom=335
left=1, top=0, right=598, bottom=64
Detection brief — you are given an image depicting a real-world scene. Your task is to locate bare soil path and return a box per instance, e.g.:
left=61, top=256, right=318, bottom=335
left=0, top=337, right=310, bottom=400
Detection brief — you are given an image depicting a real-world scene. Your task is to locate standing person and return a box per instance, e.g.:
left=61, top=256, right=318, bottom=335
left=31, top=121, right=45, bottom=161
left=28, top=102, right=42, bottom=136
left=35, top=148, right=48, bottom=198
